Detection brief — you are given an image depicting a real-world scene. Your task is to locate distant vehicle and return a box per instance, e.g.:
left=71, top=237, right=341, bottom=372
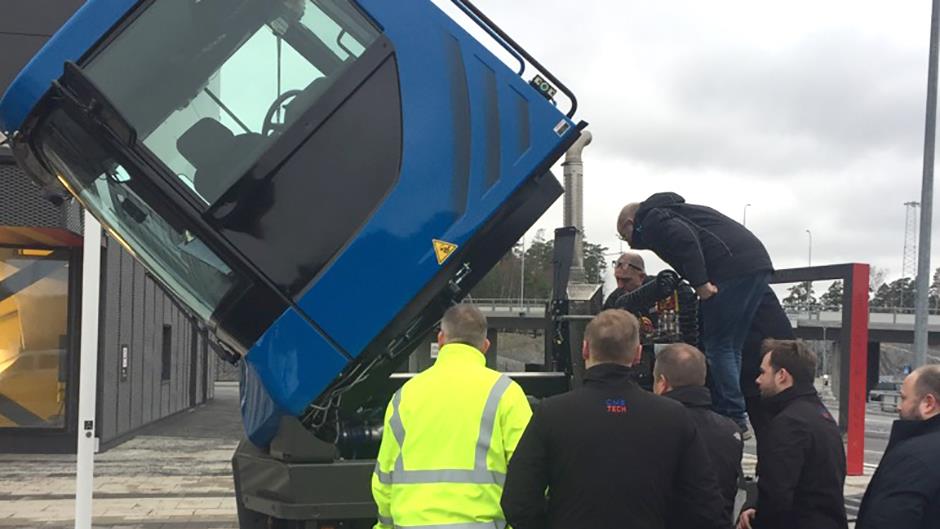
left=868, top=381, right=900, bottom=402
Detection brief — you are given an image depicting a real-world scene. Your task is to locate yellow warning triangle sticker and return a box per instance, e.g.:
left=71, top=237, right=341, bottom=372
left=432, top=239, right=458, bottom=265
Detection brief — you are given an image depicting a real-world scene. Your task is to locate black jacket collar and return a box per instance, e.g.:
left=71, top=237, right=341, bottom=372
left=664, top=385, right=712, bottom=408
left=635, top=192, right=685, bottom=225
left=633, top=192, right=685, bottom=249
left=583, top=363, right=639, bottom=388
left=761, top=384, right=819, bottom=416
left=887, top=414, right=940, bottom=448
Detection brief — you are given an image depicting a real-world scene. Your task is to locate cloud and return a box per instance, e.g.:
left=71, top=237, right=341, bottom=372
left=471, top=0, right=940, bottom=287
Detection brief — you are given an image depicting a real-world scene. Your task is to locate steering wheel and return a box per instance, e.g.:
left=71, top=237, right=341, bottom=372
left=261, top=89, right=304, bottom=137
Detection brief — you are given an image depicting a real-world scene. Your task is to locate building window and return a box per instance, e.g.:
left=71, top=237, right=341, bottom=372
left=0, top=248, right=70, bottom=429
left=161, top=325, right=172, bottom=381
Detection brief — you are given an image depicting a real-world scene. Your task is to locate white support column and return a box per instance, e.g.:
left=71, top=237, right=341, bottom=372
left=75, top=211, right=102, bottom=529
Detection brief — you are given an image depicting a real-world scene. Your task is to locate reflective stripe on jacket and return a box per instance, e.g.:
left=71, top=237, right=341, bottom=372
left=372, top=342, right=532, bottom=529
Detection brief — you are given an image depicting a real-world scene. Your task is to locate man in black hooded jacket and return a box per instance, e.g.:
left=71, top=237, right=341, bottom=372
left=738, top=339, right=847, bottom=529
left=618, top=192, right=773, bottom=433
left=856, top=364, right=940, bottom=529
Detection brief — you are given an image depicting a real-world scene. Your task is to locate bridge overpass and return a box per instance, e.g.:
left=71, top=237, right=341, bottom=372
left=793, top=310, right=940, bottom=345
left=474, top=298, right=940, bottom=345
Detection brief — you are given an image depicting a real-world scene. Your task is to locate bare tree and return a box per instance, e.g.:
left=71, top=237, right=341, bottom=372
left=870, top=266, right=888, bottom=295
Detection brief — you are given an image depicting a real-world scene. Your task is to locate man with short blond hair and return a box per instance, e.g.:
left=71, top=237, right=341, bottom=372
left=372, top=304, right=532, bottom=529
left=856, top=364, right=940, bottom=529
left=502, top=310, right=726, bottom=529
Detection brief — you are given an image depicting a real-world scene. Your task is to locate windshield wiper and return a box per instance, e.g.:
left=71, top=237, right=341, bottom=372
left=52, top=61, right=139, bottom=147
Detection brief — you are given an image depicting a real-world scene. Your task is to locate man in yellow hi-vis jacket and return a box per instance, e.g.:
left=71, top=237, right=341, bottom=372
left=372, top=304, right=532, bottom=529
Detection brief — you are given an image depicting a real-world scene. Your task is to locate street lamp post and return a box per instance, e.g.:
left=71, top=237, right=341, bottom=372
left=806, top=229, right=813, bottom=267
left=519, top=235, right=525, bottom=313
left=914, top=0, right=940, bottom=368
left=743, top=203, right=752, bottom=227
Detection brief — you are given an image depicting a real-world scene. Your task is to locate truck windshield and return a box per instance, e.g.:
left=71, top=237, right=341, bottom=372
left=36, top=108, right=241, bottom=322
left=81, top=0, right=378, bottom=204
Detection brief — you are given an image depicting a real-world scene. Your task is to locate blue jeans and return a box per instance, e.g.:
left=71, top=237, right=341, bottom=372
left=701, top=272, right=770, bottom=427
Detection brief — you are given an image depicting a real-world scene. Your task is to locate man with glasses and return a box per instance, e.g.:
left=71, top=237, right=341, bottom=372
left=604, top=252, right=700, bottom=389
left=610, top=252, right=648, bottom=295
left=618, top=192, right=773, bottom=436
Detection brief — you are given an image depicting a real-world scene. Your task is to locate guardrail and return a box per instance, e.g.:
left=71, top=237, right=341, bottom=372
left=468, top=298, right=549, bottom=314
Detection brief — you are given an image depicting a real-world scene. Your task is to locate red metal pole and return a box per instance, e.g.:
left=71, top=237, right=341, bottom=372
left=847, top=263, right=870, bottom=476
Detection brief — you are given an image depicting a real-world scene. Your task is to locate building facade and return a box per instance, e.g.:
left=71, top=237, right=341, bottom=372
left=0, top=1, right=217, bottom=453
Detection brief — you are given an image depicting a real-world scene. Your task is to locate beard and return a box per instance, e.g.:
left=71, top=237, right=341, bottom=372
left=899, top=401, right=924, bottom=421
left=758, top=383, right=778, bottom=399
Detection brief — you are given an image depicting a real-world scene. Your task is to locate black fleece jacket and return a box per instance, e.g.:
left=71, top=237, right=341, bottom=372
left=501, top=364, right=727, bottom=529
left=856, top=414, right=940, bottom=529
left=631, top=192, right=773, bottom=287
left=751, top=385, right=847, bottom=529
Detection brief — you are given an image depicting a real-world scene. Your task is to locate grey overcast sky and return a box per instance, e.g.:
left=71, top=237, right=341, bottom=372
left=464, top=0, right=937, bottom=289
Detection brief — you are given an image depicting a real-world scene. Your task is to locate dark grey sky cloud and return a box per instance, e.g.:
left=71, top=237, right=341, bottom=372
left=580, top=32, right=928, bottom=176
left=467, top=0, right=938, bottom=287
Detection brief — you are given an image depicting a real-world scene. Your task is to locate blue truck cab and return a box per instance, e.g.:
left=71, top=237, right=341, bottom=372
left=0, top=0, right=582, bottom=476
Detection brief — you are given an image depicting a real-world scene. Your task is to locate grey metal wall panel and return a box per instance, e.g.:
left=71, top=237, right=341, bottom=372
left=168, top=307, right=176, bottom=413
left=130, top=263, right=144, bottom=429
left=152, top=291, right=163, bottom=421
left=0, top=0, right=83, bottom=94
left=161, top=298, right=171, bottom=416
left=149, top=279, right=159, bottom=421
left=184, top=316, right=191, bottom=409
left=117, top=248, right=133, bottom=435
left=208, top=344, right=217, bottom=400
left=0, top=34, right=46, bottom=98
left=99, top=241, right=122, bottom=443
left=197, top=329, right=206, bottom=404
left=193, top=330, right=201, bottom=405
left=174, top=309, right=184, bottom=413
left=0, top=0, right=83, bottom=36
left=141, top=278, right=154, bottom=425
left=0, top=158, right=72, bottom=229
left=64, top=200, right=82, bottom=234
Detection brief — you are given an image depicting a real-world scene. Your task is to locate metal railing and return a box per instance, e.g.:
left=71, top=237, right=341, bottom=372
left=467, top=298, right=549, bottom=314
left=470, top=299, right=940, bottom=322
left=784, top=304, right=940, bottom=325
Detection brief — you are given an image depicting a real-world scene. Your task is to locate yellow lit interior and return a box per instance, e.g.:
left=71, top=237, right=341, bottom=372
left=0, top=249, right=69, bottom=428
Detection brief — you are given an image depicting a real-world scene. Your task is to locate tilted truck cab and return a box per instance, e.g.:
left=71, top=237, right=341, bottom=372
left=1, top=0, right=585, bottom=525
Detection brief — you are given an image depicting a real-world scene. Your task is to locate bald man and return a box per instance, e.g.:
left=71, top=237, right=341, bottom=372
left=654, top=343, right=743, bottom=526
left=618, top=192, right=773, bottom=433
left=613, top=252, right=647, bottom=293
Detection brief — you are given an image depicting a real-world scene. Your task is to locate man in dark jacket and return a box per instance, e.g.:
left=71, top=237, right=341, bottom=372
left=618, top=192, right=773, bottom=432
left=653, top=343, right=743, bottom=526
left=740, top=289, right=795, bottom=446
left=856, top=364, right=940, bottom=529
left=738, top=339, right=847, bottom=529
left=501, top=309, right=727, bottom=529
